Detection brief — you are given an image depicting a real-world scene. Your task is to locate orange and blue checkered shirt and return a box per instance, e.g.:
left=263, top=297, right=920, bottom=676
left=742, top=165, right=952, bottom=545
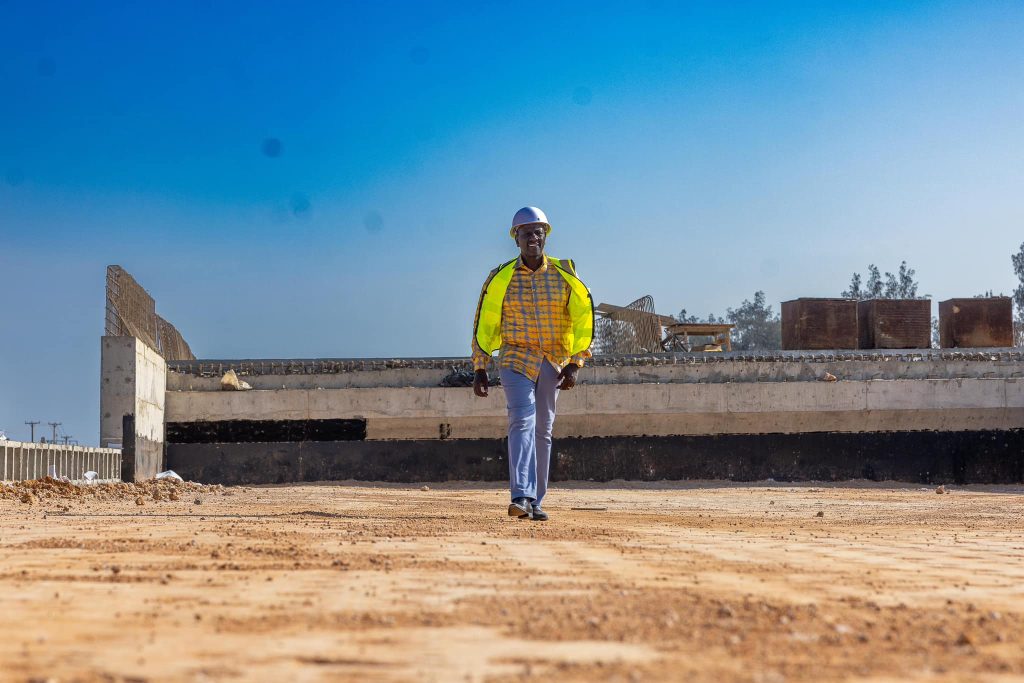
left=472, top=255, right=592, bottom=381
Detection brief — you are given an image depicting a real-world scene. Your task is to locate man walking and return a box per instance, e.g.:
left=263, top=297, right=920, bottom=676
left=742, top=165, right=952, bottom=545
left=471, top=207, right=594, bottom=521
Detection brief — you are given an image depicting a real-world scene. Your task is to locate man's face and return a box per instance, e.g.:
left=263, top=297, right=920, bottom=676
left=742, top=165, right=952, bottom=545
left=515, top=223, right=547, bottom=259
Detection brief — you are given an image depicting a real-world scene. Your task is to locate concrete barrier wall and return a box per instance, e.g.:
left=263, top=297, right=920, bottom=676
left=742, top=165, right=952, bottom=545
left=1, top=441, right=121, bottom=482
left=166, top=378, right=1024, bottom=439
left=166, top=430, right=1024, bottom=486
left=100, top=336, right=166, bottom=480
left=160, top=351, right=1024, bottom=484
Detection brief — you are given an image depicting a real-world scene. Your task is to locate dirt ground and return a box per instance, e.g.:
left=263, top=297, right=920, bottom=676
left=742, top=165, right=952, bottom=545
left=2, top=479, right=1024, bottom=683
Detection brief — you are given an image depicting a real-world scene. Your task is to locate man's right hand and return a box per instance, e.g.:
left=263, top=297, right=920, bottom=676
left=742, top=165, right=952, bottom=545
left=472, top=369, right=489, bottom=397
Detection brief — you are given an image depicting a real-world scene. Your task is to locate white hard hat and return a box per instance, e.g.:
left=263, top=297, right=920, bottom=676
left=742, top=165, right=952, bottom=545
left=510, top=206, right=551, bottom=238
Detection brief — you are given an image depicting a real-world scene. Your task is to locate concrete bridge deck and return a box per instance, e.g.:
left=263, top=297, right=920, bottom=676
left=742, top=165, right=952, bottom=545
left=146, top=350, right=1024, bottom=486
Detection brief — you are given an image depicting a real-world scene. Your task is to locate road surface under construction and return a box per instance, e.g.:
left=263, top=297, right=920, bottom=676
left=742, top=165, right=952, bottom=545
left=2, top=480, right=1023, bottom=682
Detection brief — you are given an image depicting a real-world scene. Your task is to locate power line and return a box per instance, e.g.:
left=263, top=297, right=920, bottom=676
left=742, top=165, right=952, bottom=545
left=24, top=421, right=40, bottom=442
left=48, top=422, right=61, bottom=443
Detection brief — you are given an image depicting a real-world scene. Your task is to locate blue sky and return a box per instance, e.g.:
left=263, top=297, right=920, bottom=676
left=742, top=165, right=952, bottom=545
left=1, top=1, right=1022, bottom=444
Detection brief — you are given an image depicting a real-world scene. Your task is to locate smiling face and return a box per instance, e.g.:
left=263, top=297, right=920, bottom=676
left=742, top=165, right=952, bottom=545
left=515, top=223, right=547, bottom=261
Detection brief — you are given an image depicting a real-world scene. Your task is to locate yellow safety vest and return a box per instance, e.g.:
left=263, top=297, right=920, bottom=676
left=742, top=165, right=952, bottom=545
left=474, top=256, right=594, bottom=356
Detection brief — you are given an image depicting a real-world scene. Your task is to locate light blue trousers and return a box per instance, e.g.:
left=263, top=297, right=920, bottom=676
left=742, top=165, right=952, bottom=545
left=500, top=362, right=560, bottom=505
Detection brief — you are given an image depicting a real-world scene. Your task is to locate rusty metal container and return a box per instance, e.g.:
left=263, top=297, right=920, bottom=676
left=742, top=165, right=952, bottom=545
left=938, top=297, right=1013, bottom=348
left=781, top=298, right=858, bottom=350
left=857, top=299, right=932, bottom=349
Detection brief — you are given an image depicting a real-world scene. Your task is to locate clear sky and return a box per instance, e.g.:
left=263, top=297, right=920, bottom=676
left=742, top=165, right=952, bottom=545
left=1, top=1, right=1022, bottom=444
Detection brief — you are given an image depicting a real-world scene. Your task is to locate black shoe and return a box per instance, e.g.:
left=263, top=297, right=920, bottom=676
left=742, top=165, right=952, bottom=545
left=530, top=503, right=549, bottom=521
left=508, top=497, right=530, bottom=518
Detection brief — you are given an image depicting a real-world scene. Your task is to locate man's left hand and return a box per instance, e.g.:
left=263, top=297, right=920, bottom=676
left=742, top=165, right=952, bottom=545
left=557, top=363, right=579, bottom=390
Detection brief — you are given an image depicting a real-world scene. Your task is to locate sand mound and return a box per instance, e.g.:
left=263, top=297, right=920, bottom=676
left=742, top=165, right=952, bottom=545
left=0, top=476, right=222, bottom=504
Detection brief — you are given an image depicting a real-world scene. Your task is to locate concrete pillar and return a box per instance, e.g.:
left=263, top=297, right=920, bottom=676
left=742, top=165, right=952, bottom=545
left=101, top=336, right=166, bottom=481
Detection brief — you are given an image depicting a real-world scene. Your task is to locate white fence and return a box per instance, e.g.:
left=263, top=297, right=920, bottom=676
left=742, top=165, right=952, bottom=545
left=1, top=440, right=121, bottom=482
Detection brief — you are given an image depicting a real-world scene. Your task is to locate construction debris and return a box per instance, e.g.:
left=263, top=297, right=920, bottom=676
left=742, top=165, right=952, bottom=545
left=220, top=369, right=252, bottom=391
left=439, top=367, right=500, bottom=388
left=595, top=296, right=667, bottom=354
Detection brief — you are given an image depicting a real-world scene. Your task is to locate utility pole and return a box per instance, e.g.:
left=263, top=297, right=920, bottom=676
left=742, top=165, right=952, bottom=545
left=61, top=435, right=72, bottom=446
left=24, top=421, right=40, bottom=442
left=48, top=422, right=61, bottom=443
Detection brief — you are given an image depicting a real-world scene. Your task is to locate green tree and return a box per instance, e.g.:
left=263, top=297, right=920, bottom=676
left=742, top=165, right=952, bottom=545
left=1013, top=242, right=1024, bottom=346
left=866, top=265, right=884, bottom=298
left=884, top=261, right=919, bottom=298
left=841, top=272, right=863, bottom=299
left=726, top=291, right=781, bottom=350
left=842, top=262, right=923, bottom=299
left=675, top=309, right=699, bottom=324
left=675, top=309, right=724, bottom=325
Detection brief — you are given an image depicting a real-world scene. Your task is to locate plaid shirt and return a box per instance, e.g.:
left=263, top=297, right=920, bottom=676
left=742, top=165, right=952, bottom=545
left=472, top=255, right=592, bottom=381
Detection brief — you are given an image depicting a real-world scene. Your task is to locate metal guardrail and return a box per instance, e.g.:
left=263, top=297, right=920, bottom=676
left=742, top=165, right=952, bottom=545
left=166, top=348, right=1024, bottom=377
left=1, top=440, right=121, bottom=482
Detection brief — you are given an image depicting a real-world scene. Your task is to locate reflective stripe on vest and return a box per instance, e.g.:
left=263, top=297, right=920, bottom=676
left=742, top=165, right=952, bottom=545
left=474, top=256, right=594, bottom=356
